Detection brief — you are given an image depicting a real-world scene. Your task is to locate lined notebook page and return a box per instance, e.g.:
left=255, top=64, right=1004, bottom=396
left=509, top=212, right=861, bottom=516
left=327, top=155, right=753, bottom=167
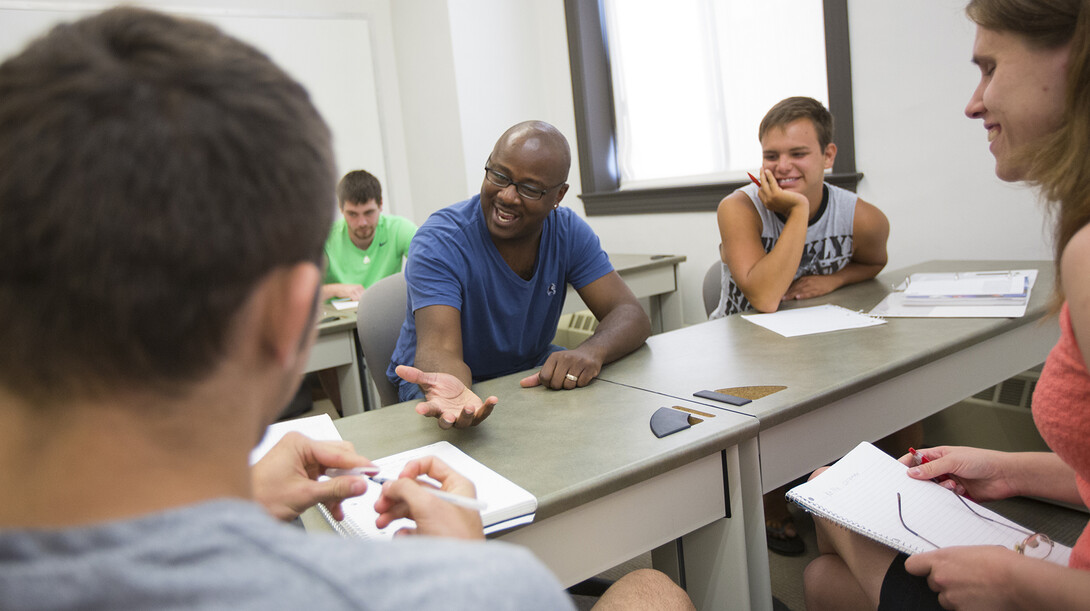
left=787, top=442, right=1071, bottom=565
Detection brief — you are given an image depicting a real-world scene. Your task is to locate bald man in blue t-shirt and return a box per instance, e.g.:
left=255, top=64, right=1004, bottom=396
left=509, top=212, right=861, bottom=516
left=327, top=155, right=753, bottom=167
left=389, top=121, right=651, bottom=429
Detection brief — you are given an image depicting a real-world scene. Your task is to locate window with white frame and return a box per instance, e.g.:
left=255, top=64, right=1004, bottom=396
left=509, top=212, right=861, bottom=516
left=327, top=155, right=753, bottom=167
left=601, top=0, right=829, bottom=189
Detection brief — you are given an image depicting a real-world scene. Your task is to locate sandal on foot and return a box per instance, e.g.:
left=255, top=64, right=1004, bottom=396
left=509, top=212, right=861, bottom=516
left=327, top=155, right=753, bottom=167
left=766, top=516, right=805, bottom=556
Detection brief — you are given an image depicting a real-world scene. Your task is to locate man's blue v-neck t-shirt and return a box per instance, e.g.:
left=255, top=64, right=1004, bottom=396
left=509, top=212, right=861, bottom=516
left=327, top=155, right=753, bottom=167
left=387, top=195, right=613, bottom=395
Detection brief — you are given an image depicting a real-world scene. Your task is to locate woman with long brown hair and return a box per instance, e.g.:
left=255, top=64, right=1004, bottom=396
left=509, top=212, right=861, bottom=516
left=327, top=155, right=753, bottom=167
left=804, top=1, right=1090, bottom=609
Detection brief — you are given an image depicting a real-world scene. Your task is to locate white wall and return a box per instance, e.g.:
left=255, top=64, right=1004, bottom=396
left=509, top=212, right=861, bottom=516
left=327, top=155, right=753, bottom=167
left=389, top=0, right=1053, bottom=326
left=391, top=0, right=582, bottom=221
left=0, top=0, right=417, bottom=217
left=848, top=0, right=1050, bottom=274
left=388, top=0, right=465, bottom=222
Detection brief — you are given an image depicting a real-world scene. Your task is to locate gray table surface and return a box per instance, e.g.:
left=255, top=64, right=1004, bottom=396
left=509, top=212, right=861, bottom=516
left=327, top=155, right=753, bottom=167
left=333, top=369, right=758, bottom=521
left=599, top=259, right=1056, bottom=429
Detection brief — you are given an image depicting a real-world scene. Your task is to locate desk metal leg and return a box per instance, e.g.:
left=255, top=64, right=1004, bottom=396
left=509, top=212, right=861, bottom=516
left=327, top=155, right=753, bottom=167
left=651, top=443, right=767, bottom=611
left=354, top=334, right=382, bottom=412
left=647, top=292, right=685, bottom=334
left=648, top=296, right=663, bottom=336
left=657, top=282, right=685, bottom=333
left=309, top=328, right=366, bottom=415
left=336, top=343, right=365, bottom=416
left=738, top=437, right=772, bottom=611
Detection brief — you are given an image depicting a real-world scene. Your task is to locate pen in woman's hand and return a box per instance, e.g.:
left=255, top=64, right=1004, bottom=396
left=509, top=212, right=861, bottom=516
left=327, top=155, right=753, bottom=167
left=908, top=448, right=962, bottom=491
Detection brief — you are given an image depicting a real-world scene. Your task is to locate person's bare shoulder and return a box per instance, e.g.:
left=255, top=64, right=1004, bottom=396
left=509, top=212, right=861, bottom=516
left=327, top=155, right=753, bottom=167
left=852, top=197, right=890, bottom=241
left=717, top=190, right=761, bottom=231
left=1061, top=224, right=1090, bottom=296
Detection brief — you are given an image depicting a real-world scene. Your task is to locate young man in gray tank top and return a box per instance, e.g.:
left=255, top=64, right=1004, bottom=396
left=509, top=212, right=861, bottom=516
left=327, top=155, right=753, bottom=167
left=711, top=96, right=890, bottom=319
left=711, top=97, right=896, bottom=557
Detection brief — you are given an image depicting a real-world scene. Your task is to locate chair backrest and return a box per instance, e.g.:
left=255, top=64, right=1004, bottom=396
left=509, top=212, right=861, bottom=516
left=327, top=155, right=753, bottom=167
left=702, top=260, right=721, bottom=318
left=356, top=272, right=407, bottom=407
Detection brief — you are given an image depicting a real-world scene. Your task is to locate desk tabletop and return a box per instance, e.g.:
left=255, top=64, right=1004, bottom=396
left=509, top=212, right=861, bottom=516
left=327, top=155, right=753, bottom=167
left=316, top=302, right=356, bottom=335
left=333, top=370, right=757, bottom=521
left=598, top=260, right=1056, bottom=429
left=607, top=252, right=687, bottom=272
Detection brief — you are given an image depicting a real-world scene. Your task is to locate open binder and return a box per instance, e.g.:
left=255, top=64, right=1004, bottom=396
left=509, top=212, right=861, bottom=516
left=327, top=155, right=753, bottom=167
left=870, top=269, right=1038, bottom=318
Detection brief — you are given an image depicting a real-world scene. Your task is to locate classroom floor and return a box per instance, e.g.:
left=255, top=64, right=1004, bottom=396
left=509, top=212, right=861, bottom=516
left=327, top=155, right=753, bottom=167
left=288, top=395, right=1088, bottom=611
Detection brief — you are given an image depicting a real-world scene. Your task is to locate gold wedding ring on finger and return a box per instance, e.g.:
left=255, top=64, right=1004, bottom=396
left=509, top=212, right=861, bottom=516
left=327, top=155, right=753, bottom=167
left=565, top=373, right=578, bottom=382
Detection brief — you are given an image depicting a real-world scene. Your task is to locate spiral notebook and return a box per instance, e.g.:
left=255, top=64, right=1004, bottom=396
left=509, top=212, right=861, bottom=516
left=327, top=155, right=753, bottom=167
left=787, top=442, right=1071, bottom=565
left=317, top=441, right=537, bottom=539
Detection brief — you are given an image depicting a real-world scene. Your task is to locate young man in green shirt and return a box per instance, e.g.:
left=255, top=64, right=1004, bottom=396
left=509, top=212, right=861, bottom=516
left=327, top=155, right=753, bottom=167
left=320, top=170, right=417, bottom=301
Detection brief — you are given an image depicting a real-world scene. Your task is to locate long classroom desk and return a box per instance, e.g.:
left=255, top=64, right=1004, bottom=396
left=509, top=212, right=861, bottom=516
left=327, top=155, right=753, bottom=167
left=307, top=253, right=689, bottom=415
left=308, top=370, right=763, bottom=611
left=596, top=259, right=1059, bottom=605
left=597, top=260, right=1059, bottom=490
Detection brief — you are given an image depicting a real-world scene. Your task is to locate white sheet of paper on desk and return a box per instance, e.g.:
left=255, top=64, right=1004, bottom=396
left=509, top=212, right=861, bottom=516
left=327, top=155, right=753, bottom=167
left=742, top=304, right=885, bottom=337
left=331, top=299, right=358, bottom=310
left=248, top=413, right=341, bottom=465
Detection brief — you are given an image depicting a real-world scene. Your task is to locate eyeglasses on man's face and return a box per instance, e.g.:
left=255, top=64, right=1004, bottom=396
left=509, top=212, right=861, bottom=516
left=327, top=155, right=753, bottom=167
left=896, top=492, right=1054, bottom=560
left=483, top=165, right=565, bottom=201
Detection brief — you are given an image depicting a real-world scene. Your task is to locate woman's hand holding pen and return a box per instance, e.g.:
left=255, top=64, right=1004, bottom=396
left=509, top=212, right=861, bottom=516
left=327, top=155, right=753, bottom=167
left=373, top=456, right=485, bottom=540
left=903, top=445, right=1019, bottom=502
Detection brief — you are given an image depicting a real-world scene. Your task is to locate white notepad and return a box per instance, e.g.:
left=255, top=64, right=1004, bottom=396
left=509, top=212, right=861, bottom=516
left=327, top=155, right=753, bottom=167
left=787, top=442, right=1071, bottom=565
left=329, top=298, right=358, bottom=310
left=249, top=414, right=341, bottom=465
left=742, top=304, right=885, bottom=337
left=319, top=441, right=537, bottom=539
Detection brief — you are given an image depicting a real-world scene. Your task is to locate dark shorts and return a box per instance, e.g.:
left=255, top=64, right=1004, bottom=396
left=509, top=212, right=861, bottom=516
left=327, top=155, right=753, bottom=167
left=877, top=553, right=943, bottom=611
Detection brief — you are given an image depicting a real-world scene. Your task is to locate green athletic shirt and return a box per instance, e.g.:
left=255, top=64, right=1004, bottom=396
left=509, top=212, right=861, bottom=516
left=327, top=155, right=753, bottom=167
left=323, top=214, right=417, bottom=290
